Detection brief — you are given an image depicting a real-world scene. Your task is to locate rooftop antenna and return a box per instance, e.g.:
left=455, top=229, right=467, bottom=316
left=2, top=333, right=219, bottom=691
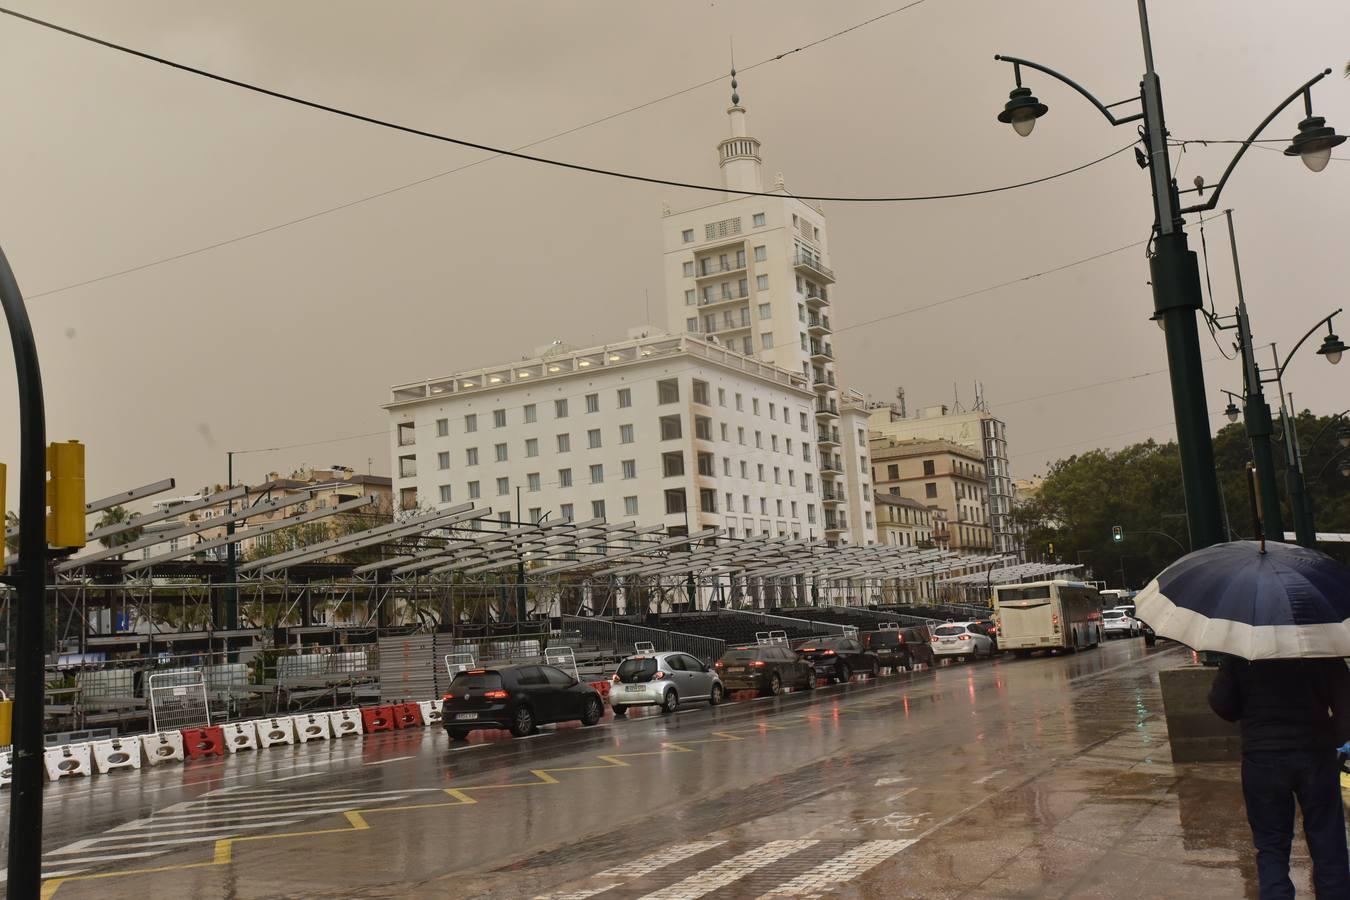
left=895, top=386, right=907, bottom=419
left=644, top=288, right=650, bottom=326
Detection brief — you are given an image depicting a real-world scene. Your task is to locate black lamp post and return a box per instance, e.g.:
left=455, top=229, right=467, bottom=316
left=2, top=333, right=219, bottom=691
left=993, top=0, right=1344, bottom=552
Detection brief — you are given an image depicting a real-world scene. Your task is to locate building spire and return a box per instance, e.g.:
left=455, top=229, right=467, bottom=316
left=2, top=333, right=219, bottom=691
left=718, top=56, right=763, bottom=193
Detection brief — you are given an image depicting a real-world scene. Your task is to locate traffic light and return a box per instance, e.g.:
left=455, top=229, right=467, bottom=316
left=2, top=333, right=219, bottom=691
left=46, top=441, right=86, bottom=549
left=1047, top=542, right=1055, bottom=556
left=1111, top=525, right=1123, bottom=543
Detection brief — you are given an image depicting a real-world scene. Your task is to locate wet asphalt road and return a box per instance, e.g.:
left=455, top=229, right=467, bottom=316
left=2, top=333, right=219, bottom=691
left=6, top=640, right=1293, bottom=898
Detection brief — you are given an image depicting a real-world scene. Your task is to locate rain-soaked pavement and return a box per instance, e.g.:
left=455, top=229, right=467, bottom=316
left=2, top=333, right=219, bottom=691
left=12, top=639, right=1322, bottom=898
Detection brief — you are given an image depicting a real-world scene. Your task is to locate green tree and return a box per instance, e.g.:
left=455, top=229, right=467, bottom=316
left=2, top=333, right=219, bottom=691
left=95, top=505, right=143, bottom=558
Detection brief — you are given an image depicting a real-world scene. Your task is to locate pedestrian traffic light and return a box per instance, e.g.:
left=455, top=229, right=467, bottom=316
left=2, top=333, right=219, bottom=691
left=1111, top=525, right=1123, bottom=543
left=46, top=441, right=86, bottom=549
left=1047, top=542, right=1055, bottom=556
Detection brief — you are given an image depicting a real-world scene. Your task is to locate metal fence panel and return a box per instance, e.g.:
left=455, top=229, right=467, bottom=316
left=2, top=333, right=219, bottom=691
left=562, top=616, right=726, bottom=666
left=544, top=647, right=578, bottom=680
left=444, top=652, right=476, bottom=679
left=147, top=671, right=211, bottom=732
left=723, top=608, right=850, bottom=635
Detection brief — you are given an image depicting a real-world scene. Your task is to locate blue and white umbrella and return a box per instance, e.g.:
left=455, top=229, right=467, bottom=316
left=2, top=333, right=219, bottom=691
left=1134, top=540, right=1350, bottom=660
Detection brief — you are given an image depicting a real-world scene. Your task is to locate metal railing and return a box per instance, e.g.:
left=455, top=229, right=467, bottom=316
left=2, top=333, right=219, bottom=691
left=794, top=255, right=835, bottom=281
left=562, top=615, right=726, bottom=665
left=697, top=260, right=747, bottom=277
left=721, top=607, right=851, bottom=636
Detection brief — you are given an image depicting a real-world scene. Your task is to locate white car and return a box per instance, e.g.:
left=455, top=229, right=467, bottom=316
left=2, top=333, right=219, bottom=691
left=930, top=622, right=995, bottom=659
left=1102, top=609, right=1140, bottom=638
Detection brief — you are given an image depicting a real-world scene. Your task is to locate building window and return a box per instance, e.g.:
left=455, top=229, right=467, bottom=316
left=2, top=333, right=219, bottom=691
left=660, top=415, right=682, bottom=440
left=685, top=290, right=696, bottom=306
left=682, top=261, right=694, bottom=277
left=756, top=274, right=769, bottom=290
left=774, top=466, right=781, bottom=484
left=558, top=468, right=572, bottom=488
left=662, top=452, right=685, bottom=477
left=697, top=452, right=715, bottom=476
left=761, top=332, right=774, bottom=349
left=621, top=495, right=639, bottom=516
left=518, top=403, right=534, bottom=424
left=585, top=393, right=599, bottom=414
left=887, top=464, right=899, bottom=480
left=555, top=399, right=569, bottom=418
left=439, top=484, right=452, bottom=503
left=701, top=489, right=717, bottom=513
left=622, top=459, right=637, bottom=479
left=560, top=502, right=573, bottom=521
left=723, top=457, right=731, bottom=476
left=776, top=499, right=784, bottom=516
left=525, top=438, right=538, bottom=458
left=753, top=212, right=766, bottom=227
left=617, top=388, right=632, bottom=408
left=438, top=451, right=450, bottom=470
left=923, top=459, right=936, bottom=476
left=742, top=495, right=751, bottom=512
left=694, top=416, right=712, bottom=440
left=465, top=413, right=477, bottom=433
left=493, top=409, right=507, bottom=428
left=465, top=447, right=479, bottom=466
left=758, top=302, right=772, bottom=320
left=557, top=433, right=570, bottom=453
left=718, top=422, right=727, bottom=441
left=496, top=477, right=510, bottom=496
left=737, top=426, right=745, bottom=445
left=760, top=498, right=768, bottom=515
left=755, top=430, right=763, bottom=449
left=925, top=482, right=938, bottom=499
left=752, top=398, right=760, bottom=415
left=495, top=443, right=508, bottom=462
left=735, top=393, right=743, bottom=411
left=657, top=379, right=680, bottom=404
left=529, top=507, right=542, bottom=523
left=665, top=489, right=687, bottom=515
left=866, top=511, right=874, bottom=528
left=592, top=499, right=606, bottom=519
left=590, top=463, right=604, bottom=484
left=686, top=316, right=699, bottom=332
left=436, top=418, right=449, bottom=437
left=726, top=491, right=734, bottom=511
left=757, top=464, right=765, bottom=482
left=754, top=245, right=766, bottom=262
left=587, top=428, right=602, bottom=449
left=620, top=424, right=634, bottom=444
left=682, top=228, right=694, bottom=243
left=717, top=388, right=726, bottom=407
left=527, top=473, right=541, bottom=492
left=692, top=379, right=710, bottom=405
left=791, top=500, right=798, bottom=517
left=468, top=480, right=480, bottom=499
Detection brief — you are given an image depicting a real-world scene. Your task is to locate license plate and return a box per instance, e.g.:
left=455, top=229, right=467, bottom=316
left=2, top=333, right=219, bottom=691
left=940, top=639, right=956, bottom=644
left=625, top=685, right=645, bottom=693
left=455, top=713, right=479, bottom=721
left=726, top=666, right=745, bottom=673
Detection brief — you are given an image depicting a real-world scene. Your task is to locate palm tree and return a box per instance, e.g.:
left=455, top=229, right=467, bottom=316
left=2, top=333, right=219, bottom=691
left=96, top=506, right=142, bottom=558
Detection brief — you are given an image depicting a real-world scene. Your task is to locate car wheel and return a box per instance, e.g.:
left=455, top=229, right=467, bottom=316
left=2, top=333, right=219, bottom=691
left=661, top=688, right=679, bottom=714
left=446, top=728, right=469, bottom=742
left=768, top=673, right=783, bottom=696
left=1145, top=634, right=1157, bottom=647
left=804, top=672, right=816, bottom=691
left=837, top=664, right=851, bottom=685
left=510, top=706, right=535, bottom=737
left=611, top=704, right=627, bottom=717
left=580, top=696, right=602, bottom=726
left=709, top=683, right=724, bottom=706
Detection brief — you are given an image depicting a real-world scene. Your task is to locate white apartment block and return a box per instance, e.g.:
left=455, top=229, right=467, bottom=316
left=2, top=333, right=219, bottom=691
left=660, top=77, right=876, bottom=545
left=385, top=332, right=829, bottom=542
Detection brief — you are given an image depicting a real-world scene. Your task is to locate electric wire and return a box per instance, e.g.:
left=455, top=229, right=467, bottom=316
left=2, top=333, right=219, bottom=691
left=0, top=6, right=1134, bottom=204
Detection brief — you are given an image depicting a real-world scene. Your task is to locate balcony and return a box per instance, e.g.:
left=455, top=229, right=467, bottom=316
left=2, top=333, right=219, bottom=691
left=809, top=342, right=833, bottom=364
left=803, top=289, right=830, bottom=310
left=823, top=518, right=846, bottom=534
left=821, top=487, right=846, bottom=507
left=793, top=254, right=836, bottom=284
left=710, top=318, right=752, bottom=337
left=811, top=372, right=836, bottom=394
left=693, top=259, right=747, bottom=281
left=697, top=288, right=751, bottom=309
left=815, top=400, right=839, bottom=421
left=819, top=458, right=843, bottom=476
left=807, top=314, right=831, bottom=336
left=816, top=428, right=840, bottom=449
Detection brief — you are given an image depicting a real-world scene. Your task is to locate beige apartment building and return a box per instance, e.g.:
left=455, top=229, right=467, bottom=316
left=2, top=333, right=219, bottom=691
left=870, top=438, right=993, bottom=554
left=873, top=492, right=934, bottom=549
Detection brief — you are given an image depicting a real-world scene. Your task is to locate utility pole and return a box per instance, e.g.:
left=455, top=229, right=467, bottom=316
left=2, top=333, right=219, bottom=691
left=515, top=487, right=526, bottom=624
left=224, top=450, right=238, bottom=630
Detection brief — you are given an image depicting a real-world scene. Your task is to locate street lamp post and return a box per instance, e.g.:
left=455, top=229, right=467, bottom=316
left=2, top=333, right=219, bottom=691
left=993, top=0, right=1344, bottom=552
left=0, top=246, right=49, bottom=897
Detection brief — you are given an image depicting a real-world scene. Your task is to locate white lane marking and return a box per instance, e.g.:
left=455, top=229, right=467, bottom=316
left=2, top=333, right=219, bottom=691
left=109, top=805, right=374, bottom=833
left=159, top=792, right=408, bottom=812
left=80, top=820, right=305, bottom=842
left=639, top=840, right=817, bottom=900
left=757, top=840, right=915, bottom=898
left=120, top=795, right=414, bottom=825
left=972, top=769, right=1005, bottom=785
left=47, top=833, right=256, bottom=855
left=39, top=869, right=89, bottom=879
left=873, top=776, right=907, bottom=786
left=362, top=755, right=415, bottom=766
left=885, top=788, right=917, bottom=803
left=270, top=771, right=326, bottom=782
left=535, top=888, right=614, bottom=900
left=598, top=841, right=726, bottom=878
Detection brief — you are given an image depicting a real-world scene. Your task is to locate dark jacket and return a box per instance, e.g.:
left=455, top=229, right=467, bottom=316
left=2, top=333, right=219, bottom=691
left=1208, top=657, right=1350, bottom=753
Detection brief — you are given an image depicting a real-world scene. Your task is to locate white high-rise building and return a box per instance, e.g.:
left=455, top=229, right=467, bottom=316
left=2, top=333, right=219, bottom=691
left=385, top=330, right=822, bottom=541
left=661, top=73, right=876, bottom=545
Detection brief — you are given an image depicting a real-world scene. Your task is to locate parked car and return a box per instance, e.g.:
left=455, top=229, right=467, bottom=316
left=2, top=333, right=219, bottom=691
left=930, top=622, right=996, bottom=659
left=442, top=665, right=603, bottom=740
left=609, top=651, right=723, bottom=716
left=1138, top=617, right=1159, bottom=647
left=1102, top=608, right=1140, bottom=638
left=900, top=625, right=936, bottom=668
left=715, top=645, right=816, bottom=696
left=861, top=630, right=909, bottom=670
left=968, top=619, right=999, bottom=652
left=797, top=636, right=880, bottom=683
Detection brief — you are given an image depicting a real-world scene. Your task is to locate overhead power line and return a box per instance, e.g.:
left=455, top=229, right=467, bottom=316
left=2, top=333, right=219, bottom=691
left=1, top=6, right=1133, bottom=206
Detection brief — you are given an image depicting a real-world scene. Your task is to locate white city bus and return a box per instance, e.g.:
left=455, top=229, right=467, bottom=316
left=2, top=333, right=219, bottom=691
left=993, top=580, right=1103, bottom=656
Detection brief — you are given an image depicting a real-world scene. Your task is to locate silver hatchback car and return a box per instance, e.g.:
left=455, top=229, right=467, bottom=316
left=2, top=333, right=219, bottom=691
left=609, top=651, right=724, bottom=716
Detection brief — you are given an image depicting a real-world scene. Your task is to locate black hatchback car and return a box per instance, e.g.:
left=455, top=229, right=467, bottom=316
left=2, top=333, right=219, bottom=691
left=715, top=645, right=816, bottom=696
left=442, top=664, right=603, bottom=740
left=796, top=637, right=880, bottom=684
left=861, top=628, right=933, bottom=670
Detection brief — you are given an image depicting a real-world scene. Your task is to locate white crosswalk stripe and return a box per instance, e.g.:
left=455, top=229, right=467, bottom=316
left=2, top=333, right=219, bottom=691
left=535, top=842, right=728, bottom=899
left=639, top=840, right=819, bottom=900
left=756, top=840, right=914, bottom=897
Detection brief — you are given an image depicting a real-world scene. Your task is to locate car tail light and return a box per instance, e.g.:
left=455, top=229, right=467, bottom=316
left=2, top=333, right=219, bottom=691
left=442, top=693, right=453, bottom=700
left=958, top=634, right=971, bottom=641
left=654, top=671, right=666, bottom=680
left=930, top=635, right=939, bottom=642
left=823, top=649, right=836, bottom=656
left=896, top=634, right=905, bottom=643
left=1051, top=615, right=1059, bottom=625
left=714, top=660, right=724, bottom=668
left=610, top=673, right=620, bottom=683
left=750, top=660, right=767, bottom=668
left=483, top=690, right=508, bottom=700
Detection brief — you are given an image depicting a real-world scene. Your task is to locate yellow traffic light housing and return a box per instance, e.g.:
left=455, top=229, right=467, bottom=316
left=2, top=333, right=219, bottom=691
left=46, top=441, right=85, bottom=549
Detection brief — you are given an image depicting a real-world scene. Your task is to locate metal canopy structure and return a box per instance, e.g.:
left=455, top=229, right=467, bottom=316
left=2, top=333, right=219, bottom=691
left=939, top=561, right=1083, bottom=586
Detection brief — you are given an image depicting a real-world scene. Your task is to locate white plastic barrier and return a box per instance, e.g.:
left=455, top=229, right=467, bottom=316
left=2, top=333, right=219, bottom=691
left=418, top=700, right=443, bottom=727
left=91, top=736, right=143, bottom=774
left=43, top=744, right=93, bottom=781
left=142, top=730, right=185, bottom=766
left=0, top=750, right=12, bottom=788
left=328, top=708, right=363, bottom=738
left=222, top=721, right=259, bottom=753
left=254, top=717, right=296, bottom=749
left=291, top=714, right=331, bottom=743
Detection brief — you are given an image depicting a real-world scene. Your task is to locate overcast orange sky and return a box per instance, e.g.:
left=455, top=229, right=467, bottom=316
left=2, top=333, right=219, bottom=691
left=0, top=0, right=1346, bottom=500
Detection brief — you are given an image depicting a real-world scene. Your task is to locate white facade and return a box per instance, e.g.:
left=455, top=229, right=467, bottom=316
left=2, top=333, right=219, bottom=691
left=385, top=332, right=823, bottom=540
left=660, top=81, right=875, bottom=545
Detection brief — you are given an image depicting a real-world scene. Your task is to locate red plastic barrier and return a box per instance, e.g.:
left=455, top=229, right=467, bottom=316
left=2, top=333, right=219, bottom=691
left=180, top=726, right=225, bottom=759
left=393, top=702, right=424, bottom=729
left=589, top=680, right=611, bottom=700
left=360, top=705, right=396, bottom=733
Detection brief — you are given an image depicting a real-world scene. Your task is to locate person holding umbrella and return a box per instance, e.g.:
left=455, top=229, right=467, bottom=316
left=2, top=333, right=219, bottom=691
left=1135, top=540, right=1350, bottom=898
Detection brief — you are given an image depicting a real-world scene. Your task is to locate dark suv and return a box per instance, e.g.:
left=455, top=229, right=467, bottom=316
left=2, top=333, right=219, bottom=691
left=796, top=637, right=880, bottom=684
left=442, top=665, right=603, bottom=740
left=862, top=628, right=931, bottom=670
left=715, top=645, right=816, bottom=696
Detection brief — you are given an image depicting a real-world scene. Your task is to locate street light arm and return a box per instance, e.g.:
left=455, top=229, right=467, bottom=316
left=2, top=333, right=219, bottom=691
left=1179, top=68, right=1334, bottom=215
left=994, top=55, right=1143, bottom=126
left=1315, top=446, right=1350, bottom=482
left=1277, top=308, right=1343, bottom=379
left=1307, top=410, right=1350, bottom=454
